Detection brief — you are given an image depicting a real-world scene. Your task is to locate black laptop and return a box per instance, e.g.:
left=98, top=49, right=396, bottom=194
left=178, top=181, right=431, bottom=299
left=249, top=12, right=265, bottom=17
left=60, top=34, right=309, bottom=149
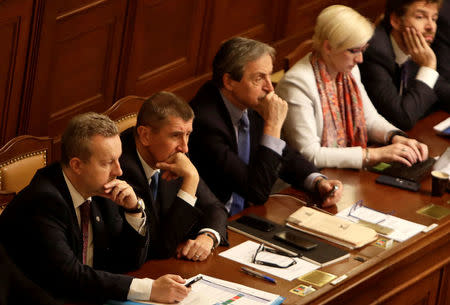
left=370, top=158, right=436, bottom=191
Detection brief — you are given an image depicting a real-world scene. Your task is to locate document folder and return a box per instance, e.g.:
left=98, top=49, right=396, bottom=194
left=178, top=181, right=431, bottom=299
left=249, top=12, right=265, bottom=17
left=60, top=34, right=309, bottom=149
left=286, top=207, right=378, bottom=249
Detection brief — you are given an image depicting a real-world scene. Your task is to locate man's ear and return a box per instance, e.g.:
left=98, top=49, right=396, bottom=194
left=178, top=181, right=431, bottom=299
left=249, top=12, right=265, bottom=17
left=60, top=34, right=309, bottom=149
left=137, top=125, right=152, bottom=146
left=390, top=13, right=402, bottom=32
left=222, top=73, right=235, bottom=91
left=69, top=157, right=83, bottom=175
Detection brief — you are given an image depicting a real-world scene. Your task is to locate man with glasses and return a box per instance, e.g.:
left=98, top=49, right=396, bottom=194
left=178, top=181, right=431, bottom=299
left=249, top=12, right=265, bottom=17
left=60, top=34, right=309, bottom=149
left=359, top=0, right=450, bottom=130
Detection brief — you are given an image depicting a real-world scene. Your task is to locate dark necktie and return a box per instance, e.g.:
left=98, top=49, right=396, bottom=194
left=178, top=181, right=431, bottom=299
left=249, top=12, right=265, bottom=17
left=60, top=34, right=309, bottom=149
left=230, top=112, right=250, bottom=216
left=150, top=171, right=159, bottom=202
left=80, top=199, right=91, bottom=265
left=399, top=60, right=413, bottom=96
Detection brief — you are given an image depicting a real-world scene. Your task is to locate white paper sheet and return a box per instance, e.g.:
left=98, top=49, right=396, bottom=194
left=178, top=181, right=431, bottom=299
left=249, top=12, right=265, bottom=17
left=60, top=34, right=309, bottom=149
left=219, top=240, right=319, bottom=281
left=337, top=205, right=426, bottom=242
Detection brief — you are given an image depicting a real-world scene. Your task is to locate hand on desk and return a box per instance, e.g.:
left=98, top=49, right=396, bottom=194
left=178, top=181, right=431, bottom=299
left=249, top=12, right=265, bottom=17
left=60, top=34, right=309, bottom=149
left=368, top=137, right=428, bottom=166
left=176, top=234, right=214, bottom=261
left=150, top=274, right=190, bottom=303
left=317, top=179, right=343, bottom=207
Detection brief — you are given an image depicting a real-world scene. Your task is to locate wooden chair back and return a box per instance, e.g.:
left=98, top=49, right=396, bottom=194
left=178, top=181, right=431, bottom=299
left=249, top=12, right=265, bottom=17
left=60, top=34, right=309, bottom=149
left=283, top=39, right=314, bottom=71
left=0, top=135, right=54, bottom=213
left=104, top=96, right=146, bottom=132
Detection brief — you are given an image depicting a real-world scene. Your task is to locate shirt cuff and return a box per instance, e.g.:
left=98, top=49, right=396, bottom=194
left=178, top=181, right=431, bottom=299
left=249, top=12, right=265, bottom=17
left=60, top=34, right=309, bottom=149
left=416, top=66, right=439, bottom=89
left=261, top=134, right=286, bottom=156
left=125, top=212, right=147, bottom=236
left=304, top=173, right=326, bottom=191
left=128, top=278, right=153, bottom=300
left=198, top=228, right=221, bottom=245
left=177, top=189, right=197, bottom=207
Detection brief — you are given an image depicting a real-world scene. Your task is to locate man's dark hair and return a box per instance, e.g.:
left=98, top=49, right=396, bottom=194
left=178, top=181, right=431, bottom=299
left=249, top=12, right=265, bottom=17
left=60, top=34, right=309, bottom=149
left=212, top=37, right=275, bottom=88
left=383, top=0, right=442, bottom=31
left=136, top=91, right=194, bottom=131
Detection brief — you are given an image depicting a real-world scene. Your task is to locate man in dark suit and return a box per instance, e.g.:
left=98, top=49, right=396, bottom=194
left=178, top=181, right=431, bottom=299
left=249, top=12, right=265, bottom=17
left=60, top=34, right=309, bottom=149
left=0, top=243, right=61, bottom=305
left=119, top=92, right=228, bottom=262
left=189, top=37, right=343, bottom=216
left=433, top=0, right=450, bottom=81
left=359, top=0, right=450, bottom=130
left=0, top=113, right=190, bottom=304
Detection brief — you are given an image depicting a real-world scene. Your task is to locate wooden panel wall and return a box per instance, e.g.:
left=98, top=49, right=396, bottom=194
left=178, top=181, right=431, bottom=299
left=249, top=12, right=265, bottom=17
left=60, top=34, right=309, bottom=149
left=0, top=0, right=386, bottom=144
left=0, top=0, right=34, bottom=144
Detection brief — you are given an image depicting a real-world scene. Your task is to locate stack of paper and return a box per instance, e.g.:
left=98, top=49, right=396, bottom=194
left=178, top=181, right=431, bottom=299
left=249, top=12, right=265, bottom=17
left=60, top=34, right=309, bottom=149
left=336, top=205, right=426, bottom=242
left=286, top=207, right=378, bottom=249
left=107, top=274, right=284, bottom=305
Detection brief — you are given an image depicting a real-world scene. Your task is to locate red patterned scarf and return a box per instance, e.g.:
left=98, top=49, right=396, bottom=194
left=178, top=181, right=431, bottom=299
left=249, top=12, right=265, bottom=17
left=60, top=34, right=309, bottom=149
left=310, top=52, right=367, bottom=148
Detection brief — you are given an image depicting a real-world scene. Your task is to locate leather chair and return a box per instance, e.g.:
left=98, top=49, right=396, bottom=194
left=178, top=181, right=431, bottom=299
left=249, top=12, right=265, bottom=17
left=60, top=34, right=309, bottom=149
left=0, top=135, right=54, bottom=213
left=104, top=96, right=146, bottom=132
left=283, top=39, right=313, bottom=71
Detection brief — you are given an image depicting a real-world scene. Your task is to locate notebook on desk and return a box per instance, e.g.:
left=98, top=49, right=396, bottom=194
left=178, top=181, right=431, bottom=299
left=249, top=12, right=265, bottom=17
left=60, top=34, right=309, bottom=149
left=228, top=214, right=350, bottom=266
left=370, top=158, right=436, bottom=191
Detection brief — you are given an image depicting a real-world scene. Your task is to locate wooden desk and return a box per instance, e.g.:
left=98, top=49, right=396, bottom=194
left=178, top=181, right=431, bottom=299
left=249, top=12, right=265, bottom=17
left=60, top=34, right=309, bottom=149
left=128, top=112, right=449, bottom=305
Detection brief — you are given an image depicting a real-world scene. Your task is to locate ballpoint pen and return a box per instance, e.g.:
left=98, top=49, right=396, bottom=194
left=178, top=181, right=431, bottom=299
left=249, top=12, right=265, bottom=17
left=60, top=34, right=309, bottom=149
left=325, top=185, right=339, bottom=198
left=241, top=267, right=277, bottom=284
left=185, top=275, right=203, bottom=287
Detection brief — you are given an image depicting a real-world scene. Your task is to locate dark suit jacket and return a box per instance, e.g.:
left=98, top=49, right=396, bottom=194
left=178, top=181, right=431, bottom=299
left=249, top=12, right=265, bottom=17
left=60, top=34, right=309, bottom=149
left=359, top=25, right=450, bottom=130
left=119, top=128, right=228, bottom=259
left=434, top=0, right=450, bottom=81
left=0, top=243, right=61, bottom=305
left=188, top=81, right=318, bottom=207
left=0, top=163, right=149, bottom=304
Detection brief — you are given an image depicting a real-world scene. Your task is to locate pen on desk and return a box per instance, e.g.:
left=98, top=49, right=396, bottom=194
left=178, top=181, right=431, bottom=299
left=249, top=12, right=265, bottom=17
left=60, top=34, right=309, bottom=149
left=241, top=267, right=277, bottom=284
left=185, top=275, right=202, bottom=287
left=325, top=185, right=339, bottom=199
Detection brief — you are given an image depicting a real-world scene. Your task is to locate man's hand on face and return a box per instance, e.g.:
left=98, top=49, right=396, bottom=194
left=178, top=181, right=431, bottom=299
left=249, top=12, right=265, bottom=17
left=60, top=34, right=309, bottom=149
left=403, top=26, right=437, bottom=69
left=101, top=179, right=139, bottom=209
left=156, top=152, right=200, bottom=196
left=253, top=91, right=288, bottom=139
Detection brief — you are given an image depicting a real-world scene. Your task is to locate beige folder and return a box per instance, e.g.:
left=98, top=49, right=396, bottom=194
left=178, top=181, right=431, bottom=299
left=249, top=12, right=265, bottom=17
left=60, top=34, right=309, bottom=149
left=286, top=207, right=378, bottom=249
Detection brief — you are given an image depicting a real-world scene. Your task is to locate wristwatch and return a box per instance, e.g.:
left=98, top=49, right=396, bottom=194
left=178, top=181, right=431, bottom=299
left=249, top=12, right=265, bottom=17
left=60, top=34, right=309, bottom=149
left=200, top=232, right=219, bottom=250
left=123, top=197, right=144, bottom=214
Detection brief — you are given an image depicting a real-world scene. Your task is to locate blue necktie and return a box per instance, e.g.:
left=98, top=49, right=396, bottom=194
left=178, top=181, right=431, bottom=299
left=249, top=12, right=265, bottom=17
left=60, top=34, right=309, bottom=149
left=150, top=171, right=159, bottom=202
left=230, top=112, right=250, bottom=215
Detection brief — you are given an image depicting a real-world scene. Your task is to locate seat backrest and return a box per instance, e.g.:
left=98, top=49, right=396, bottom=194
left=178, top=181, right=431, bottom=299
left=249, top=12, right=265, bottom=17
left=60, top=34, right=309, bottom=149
left=0, top=135, right=53, bottom=213
left=284, top=39, right=314, bottom=72
left=104, top=96, right=146, bottom=132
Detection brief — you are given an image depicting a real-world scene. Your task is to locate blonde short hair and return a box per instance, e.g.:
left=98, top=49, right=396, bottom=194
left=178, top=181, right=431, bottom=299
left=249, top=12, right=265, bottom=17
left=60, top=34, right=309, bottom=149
left=312, top=5, right=374, bottom=51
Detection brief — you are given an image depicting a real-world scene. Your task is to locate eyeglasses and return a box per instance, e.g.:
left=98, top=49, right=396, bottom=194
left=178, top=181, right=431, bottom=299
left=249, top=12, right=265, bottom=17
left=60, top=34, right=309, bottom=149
left=347, top=200, right=394, bottom=224
left=347, top=43, right=369, bottom=54
left=252, top=243, right=297, bottom=268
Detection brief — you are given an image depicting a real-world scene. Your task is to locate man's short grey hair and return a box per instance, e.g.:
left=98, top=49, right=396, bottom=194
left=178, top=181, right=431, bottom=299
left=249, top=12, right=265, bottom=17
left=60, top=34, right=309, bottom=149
left=61, top=112, right=119, bottom=165
left=212, top=37, right=276, bottom=88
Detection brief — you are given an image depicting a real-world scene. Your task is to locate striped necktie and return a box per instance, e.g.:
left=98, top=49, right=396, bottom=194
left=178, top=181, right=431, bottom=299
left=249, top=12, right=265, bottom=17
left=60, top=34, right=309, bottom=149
left=80, top=199, right=91, bottom=265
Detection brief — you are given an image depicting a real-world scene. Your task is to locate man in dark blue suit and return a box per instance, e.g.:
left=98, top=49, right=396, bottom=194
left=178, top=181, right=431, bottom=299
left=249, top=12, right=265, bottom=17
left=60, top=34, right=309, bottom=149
left=119, top=92, right=228, bottom=262
left=189, top=37, right=343, bottom=216
left=433, top=0, right=450, bottom=81
left=359, top=0, right=450, bottom=130
left=0, top=113, right=190, bottom=304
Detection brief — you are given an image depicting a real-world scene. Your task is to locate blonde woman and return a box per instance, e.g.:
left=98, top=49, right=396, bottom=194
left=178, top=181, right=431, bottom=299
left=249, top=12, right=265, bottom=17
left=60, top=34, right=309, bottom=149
left=276, top=5, right=428, bottom=169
